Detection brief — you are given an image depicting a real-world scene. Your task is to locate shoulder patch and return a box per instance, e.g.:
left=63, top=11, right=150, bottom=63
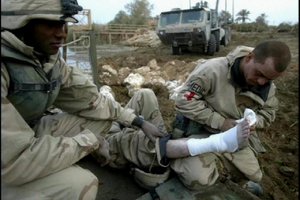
left=187, top=81, right=206, bottom=96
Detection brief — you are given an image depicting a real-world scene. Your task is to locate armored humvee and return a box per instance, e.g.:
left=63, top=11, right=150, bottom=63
left=156, top=0, right=231, bottom=56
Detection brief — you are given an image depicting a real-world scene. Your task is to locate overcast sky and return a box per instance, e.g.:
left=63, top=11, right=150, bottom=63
left=77, top=0, right=298, bottom=26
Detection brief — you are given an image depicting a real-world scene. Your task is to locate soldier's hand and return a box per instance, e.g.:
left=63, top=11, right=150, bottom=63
left=141, top=120, right=164, bottom=143
left=93, top=136, right=111, bottom=167
left=221, top=118, right=237, bottom=131
left=250, top=125, right=256, bottom=132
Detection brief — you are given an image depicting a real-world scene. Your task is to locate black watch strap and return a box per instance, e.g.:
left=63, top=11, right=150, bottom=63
left=132, top=116, right=144, bottom=128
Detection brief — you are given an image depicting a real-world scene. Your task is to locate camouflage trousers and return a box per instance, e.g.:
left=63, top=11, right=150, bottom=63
left=2, top=88, right=167, bottom=200
left=170, top=144, right=263, bottom=190
left=1, top=165, right=98, bottom=200
left=105, top=88, right=168, bottom=169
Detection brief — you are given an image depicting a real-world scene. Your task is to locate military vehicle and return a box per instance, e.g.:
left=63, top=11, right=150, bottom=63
left=156, top=0, right=231, bottom=55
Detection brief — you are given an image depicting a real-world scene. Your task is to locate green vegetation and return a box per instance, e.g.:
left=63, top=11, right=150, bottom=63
left=109, top=0, right=153, bottom=25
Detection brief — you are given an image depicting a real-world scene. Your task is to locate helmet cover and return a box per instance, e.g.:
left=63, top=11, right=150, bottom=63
left=1, top=0, right=83, bottom=30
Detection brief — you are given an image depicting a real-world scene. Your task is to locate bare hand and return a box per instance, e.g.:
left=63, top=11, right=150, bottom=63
left=93, top=136, right=111, bottom=167
left=141, top=120, right=164, bottom=143
left=220, top=118, right=237, bottom=132
left=250, top=125, right=256, bottom=132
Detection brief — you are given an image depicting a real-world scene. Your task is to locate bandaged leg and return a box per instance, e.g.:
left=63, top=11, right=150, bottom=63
left=187, top=119, right=250, bottom=156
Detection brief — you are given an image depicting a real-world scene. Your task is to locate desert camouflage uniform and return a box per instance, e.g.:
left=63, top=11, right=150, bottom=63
left=106, top=88, right=168, bottom=169
left=171, top=46, right=279, bottom=190
left=2, top=29, right=165, bottom=199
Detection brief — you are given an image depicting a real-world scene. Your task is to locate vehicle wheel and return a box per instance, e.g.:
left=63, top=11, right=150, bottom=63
left=214, top=31, right=220, bottom=52
left=207, top=34, right=216, bottom=56
left=172, top=46, right=181, bottom=55
left=221, top=29, right=230, bottom=46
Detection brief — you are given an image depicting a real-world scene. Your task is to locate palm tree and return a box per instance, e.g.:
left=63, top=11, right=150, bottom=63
left=235, top=9, right=250, bottom=23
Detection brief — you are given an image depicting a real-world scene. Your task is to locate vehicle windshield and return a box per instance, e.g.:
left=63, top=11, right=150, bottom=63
left=159, top=10, right=204, bottom=27
left=182, top=10, right=204, bottom=24
left=159, top=12, right=180, bottom=27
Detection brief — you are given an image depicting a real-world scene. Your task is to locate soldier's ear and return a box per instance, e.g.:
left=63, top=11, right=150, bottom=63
left=245, top=52, right=254, bottom=62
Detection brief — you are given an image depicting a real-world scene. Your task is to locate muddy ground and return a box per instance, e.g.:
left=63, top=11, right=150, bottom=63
left=91, top=31, right=298, bottom=200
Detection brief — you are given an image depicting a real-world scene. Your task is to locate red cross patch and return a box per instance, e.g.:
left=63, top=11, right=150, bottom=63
left=184, top=91, right=196, bottom=101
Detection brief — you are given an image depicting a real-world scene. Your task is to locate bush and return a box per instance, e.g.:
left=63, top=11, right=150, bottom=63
left=277, top=22, right=293, bottom=32
left=231, top=23, right=268, bottom=32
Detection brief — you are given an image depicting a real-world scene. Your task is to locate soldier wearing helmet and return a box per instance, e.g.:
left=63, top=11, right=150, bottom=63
left=1, top=0, right=168, bottom=199
left=1, top=0, right=257, bottom=199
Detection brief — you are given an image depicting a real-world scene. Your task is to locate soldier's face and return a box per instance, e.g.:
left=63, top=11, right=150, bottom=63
left=24, top=19, right=67, bottom=55
left=242, top=53, right=282, bottom=86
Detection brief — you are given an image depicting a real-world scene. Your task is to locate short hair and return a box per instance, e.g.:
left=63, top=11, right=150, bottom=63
left=252, top=40, right=291, bottom=72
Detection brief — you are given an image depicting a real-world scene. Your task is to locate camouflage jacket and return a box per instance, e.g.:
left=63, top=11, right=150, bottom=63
left=1, top=30, right=137, bottom=186
left=175, top=46, right=279, bottom=153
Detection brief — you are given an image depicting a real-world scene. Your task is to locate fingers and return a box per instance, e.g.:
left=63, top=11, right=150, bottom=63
left=147, top=134, right=156, bottom=143
left=96, top=150, right=111, bottom=167
left=154, top=131, right=165, bottom=137
left=142, top=121, right=165, bottom=142
left=250, top=125, right=256, bottom=131
left=93, top=137, right=112, bottom=166
left=92, top=152, right=110, bottom=167
left=100, top=156, right=111, bottom=167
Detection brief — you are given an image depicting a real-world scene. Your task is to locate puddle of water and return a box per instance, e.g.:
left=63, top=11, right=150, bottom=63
left=64, top=45, right=137, bottom=72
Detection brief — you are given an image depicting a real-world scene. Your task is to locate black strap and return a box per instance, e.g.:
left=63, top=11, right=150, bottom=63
left=132, top=116, right=144, bottom=128
left=158, top=135, right=172, bottom=166
left=11, top=79, right=60, bottom=93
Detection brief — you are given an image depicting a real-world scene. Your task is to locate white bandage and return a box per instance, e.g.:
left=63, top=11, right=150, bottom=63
left=187, top=126, right=238, bottom=156
left=187, top=109, right=256, bottom=156
left=236, top=108, right=257, bottom=126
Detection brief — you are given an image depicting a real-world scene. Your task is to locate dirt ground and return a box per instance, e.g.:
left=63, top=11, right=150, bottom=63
left=95, top=31, right=298, bottom=200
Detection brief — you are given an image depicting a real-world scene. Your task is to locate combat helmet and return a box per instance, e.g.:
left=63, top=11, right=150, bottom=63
left=1, top=0, right=83, bottom=30
left=131, top=167, right=170, bottom=190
